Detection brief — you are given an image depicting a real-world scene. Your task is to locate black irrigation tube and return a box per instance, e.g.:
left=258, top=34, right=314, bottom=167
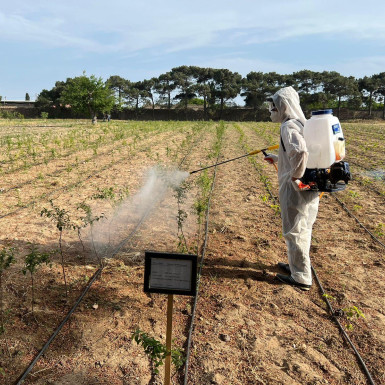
left=15, top=267, right=103, bottom=385
left=13, top=125, right=203, bottom=385
left=313, top=190, right=385, bottom=384
left=183, top=152, right=220, bottom=385
left=347, top=159, right=383, bottom=173
left=311, top=266, right=376, bottom=385
left=332, top=193, right=385, bottom=249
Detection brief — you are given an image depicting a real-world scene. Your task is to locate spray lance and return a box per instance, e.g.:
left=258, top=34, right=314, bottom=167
left=189, top=144, right=279, bottom=175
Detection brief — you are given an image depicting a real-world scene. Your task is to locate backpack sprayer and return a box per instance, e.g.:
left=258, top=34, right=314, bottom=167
left=299, top=109, right=351, bottom=192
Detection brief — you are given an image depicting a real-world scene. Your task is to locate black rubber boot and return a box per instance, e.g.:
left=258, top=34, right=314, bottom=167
left=277, top=262, right=290, bottom=274
left=276, top=273, right=311, bottom=291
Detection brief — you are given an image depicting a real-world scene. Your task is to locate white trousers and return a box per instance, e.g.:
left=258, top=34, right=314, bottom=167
left=279, top=181, right=319, bottom=285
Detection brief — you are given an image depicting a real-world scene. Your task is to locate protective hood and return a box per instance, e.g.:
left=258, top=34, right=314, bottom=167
left=272, top=86, right=306, bottom=126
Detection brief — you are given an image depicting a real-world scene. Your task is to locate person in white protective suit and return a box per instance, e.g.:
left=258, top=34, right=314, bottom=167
left=264, top=86, right=319, bottom=291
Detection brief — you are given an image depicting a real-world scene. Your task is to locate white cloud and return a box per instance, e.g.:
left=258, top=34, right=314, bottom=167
left=0, top=12, right=103, bottom=51
left=1, top=0, right=384, bottom=53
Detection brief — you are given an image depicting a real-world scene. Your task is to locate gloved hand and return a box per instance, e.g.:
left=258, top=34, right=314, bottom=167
left=263, top=153, right=278, bottom=164
left=293, top=178, right=311, bottom=190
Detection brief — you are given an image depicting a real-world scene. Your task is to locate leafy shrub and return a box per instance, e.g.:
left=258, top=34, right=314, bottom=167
left=0, top=110, right=24, bottom=119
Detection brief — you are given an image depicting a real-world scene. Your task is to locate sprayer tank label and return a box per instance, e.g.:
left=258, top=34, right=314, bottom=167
left=332, top=124, right=341, bottom=134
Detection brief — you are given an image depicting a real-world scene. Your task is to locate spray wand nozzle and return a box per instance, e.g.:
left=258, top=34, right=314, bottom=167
left=189, top=144, right=279, bottom=175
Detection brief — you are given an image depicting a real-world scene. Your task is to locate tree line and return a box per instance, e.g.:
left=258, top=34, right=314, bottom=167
left=35, top=67, right=385, bottom=120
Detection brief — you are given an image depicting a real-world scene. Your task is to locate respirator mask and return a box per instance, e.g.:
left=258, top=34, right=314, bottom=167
left=268, top=101, right=280, bottom=123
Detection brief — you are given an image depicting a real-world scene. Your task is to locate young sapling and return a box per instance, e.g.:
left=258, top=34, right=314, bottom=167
left=41, top=200, right=72, bottom=296
left=22, top=245, right=51, bottom=315
left=132, top=328, right=185, bottom=376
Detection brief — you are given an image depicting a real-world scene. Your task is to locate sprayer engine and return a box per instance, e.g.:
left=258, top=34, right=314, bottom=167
left=300, top=161, right=351, bottom=192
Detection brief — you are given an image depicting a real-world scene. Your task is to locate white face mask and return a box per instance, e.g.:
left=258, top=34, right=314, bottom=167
left=270, top=110, right=280, bottom=123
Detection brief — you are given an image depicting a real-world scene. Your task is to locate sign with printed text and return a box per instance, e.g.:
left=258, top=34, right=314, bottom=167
left=144, top=251, right=197, bottom=296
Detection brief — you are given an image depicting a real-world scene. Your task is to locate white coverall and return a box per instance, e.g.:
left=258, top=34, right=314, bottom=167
left=271, top=87, right=319, bottom=286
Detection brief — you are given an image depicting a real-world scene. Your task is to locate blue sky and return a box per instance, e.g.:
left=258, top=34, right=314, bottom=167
left=1, top=0, right=385, bottom=102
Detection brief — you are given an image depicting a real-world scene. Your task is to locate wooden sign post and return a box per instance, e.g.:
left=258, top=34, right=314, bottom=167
left=144, top=251, right=197, bottom=385
left=164, top=294, right=173, bottom=385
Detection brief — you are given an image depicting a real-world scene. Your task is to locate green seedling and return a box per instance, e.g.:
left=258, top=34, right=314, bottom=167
left=76, top=202, right=105, bottom=265
left=132, top=329, right=185, bottom=375
left=322, top=293, right=336, bottom=301
left=194, top=170, right=211, bottom=229
left=173, top=181, right=190, bottom=253
left=343, top=305, right=365, bottom=330
left=347, top=190, right=359, bottom=199
left=270, top=204, right=281, bottom=215
left=0, top=248, right=15, bottom=334
left=92, top=187, right=116, bottom=203
left=352, top=204, right=362, bottom=212
left=22, top=245, right=51, bottom=314
left=373, top=222, right=384, bottom=238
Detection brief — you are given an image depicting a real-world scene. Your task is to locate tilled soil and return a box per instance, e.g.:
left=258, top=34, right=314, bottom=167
left=0, top=120, right=384, bottom=385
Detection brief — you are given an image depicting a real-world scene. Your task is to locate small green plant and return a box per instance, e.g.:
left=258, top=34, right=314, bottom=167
left=0, top=248, right=15, bottom=334
left=173, top=181, right=191, bottom=253
left=322, top=293, right=336, bottom=301
left=41, top=200, right=72, bottom=296
left=92, top=186, right=116, bottom=202
left=132, top=329, right=185, bottom=375
left=270, top=204, right=281, bottom=215
left=22, top=244, right=51, bottom=314
left=343, top=305, right=365, bottom=330
left=373, top=222, right=384, bottom=238
left=347, top=190, right=359, bottom=199
left=76, top=202, right=105, bottom=264
left=352, top=204, right=362, bottom=212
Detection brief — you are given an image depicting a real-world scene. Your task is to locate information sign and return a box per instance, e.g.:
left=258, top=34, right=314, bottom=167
left=144, top=251, right=197, bottom=296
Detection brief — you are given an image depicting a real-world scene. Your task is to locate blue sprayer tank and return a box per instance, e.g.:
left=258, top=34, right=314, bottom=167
left=304, top=109, right=346, bottom=169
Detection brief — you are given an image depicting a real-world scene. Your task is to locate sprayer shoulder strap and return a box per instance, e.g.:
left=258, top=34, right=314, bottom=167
left=280, top=119, right=304, bottom=153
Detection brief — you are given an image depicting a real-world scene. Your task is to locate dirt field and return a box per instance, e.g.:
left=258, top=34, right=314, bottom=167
left=0, top=119, right=384, bottom=385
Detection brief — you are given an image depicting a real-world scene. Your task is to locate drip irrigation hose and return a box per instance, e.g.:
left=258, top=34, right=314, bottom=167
left=184, top=154, right=220, bottom=385
left=15, top=268, right=102, bottom=385
left=332, top=193, right=385, bottom=249
left=311, top=265, right=376, bottom=385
